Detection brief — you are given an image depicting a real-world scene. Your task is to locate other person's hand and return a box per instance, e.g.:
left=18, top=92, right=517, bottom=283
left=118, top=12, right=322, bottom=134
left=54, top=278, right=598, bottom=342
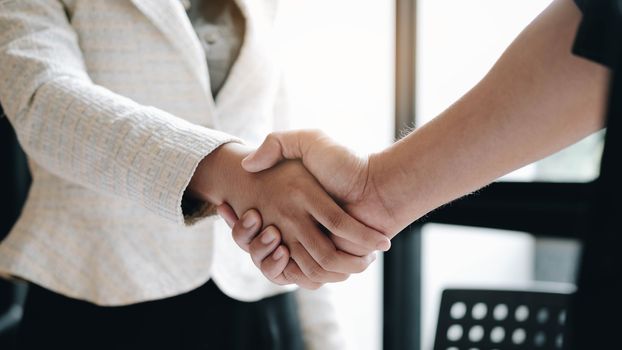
left=217, top=131, right=400, bottom=285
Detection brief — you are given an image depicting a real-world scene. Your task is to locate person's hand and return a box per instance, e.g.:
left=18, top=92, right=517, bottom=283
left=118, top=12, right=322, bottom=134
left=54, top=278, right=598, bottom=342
left=242, top=130, right=401, bottom=237
left=217, top=130, right=401, bottom=285
left=189, top=142, right=390, bottom=289
left=218, top=206, right=356, bottom=283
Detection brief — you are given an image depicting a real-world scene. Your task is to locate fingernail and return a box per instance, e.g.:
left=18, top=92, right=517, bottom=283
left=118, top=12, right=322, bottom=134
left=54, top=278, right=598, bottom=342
left=367, top=253, right=377, bottom=263
left=242, top=213, right=256, bottom=229
left=377, top=239, right=391, bottom=252
left=273, top=247, right=285, bottom=260
left=241, top=152, right=255, bottom=166
left=261, top=231, right=276, bottom=244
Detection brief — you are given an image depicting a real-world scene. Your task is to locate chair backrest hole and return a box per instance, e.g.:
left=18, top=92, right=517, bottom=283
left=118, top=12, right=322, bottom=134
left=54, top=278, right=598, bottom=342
left=534, top=331, right=546, bottom=347
left=450, top=302, right=467, bottom=319
left=512, top=328, right=526, bottom=344
left=447, top=324, right=463, bottom=341
left=493, top=303, right=508, bottom=321
left=468, top=325, right=484, bottom=342
left=515, top=305, right=529, bottom=322
left=490, top=326, right=505, bottom=343
left=471, top=303, right=487, bottom=320
left=558, top=309, right=567, bottom=325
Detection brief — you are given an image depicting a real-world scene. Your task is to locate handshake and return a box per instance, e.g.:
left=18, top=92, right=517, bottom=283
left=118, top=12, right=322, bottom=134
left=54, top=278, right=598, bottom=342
left=189, top=130, right=406, bottom=289
left=183, top=0, right=611, bottom=290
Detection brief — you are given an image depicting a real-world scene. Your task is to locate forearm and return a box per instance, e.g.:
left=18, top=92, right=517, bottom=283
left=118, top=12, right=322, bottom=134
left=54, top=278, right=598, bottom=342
left=373, top=0, right=610, bottom=233
left=0, top=2, right=240, bottom=225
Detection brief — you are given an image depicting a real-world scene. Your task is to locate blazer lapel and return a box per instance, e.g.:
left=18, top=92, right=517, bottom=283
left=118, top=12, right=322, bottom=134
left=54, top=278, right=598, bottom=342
left=129, top=0, right=214, bottom=109
left=214, top=0, right=272, bottom=106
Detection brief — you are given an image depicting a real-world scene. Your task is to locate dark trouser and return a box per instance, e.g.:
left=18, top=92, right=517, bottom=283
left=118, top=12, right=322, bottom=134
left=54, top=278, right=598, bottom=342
left=16, top=280, right=304, bottom=350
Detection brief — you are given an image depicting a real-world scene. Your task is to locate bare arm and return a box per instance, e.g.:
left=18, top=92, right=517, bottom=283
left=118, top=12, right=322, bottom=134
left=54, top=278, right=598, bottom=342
left=224, top=0, right=611, bottom=284
left=371, top=0, right=609, bottom=233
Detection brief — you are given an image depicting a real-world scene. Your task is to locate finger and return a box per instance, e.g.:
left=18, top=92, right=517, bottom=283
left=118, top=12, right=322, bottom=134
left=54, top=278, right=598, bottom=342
left=289, top=241, right=350, bottom=283
left=308, top=194, right=391, bottom=252
left=216, top=203, right=238, bottom=228
left=330, top=233, right=375, bottom=257
left=289, top=217, right=376, bottom=274
left=281, top=260, right=323, bottom=290
left=230, top=209, right=263, bottom=252
left=248, top=226, right=283, bottom=267
left=241, top=132, right=291, bottom=172
left=242, top=130, right=325, bottom=173
left=259, top=245, right=290, bottom=281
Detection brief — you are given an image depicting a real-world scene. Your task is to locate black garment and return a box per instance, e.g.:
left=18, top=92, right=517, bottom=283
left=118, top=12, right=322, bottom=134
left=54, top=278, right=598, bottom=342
left=16, top=281, right=304, bottom=350
left=572, top=0, right=622, bottom=68
left=571, top=1, right=622, bottom=349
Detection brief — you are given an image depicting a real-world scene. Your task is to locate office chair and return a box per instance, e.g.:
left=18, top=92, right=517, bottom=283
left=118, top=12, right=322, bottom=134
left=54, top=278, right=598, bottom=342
left=433, top=287, right=573, bottom=350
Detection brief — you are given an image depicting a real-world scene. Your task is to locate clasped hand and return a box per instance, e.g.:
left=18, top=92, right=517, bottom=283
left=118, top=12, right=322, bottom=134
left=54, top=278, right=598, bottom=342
left=190, top=140, right=392, bottom=289
left=215, top=131, right=401, bottom=288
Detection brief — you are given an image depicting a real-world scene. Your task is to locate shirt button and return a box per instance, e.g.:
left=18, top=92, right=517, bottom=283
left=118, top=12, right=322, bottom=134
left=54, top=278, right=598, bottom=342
left=180, top=0, right=191, bottom=10
left=203, top=31, right=219, bottom=45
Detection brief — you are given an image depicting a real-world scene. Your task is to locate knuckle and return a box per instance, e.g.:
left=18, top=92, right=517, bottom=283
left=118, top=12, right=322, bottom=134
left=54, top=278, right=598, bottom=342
left=317, top=251, right=337, bottom=271
left=249, top=233, right=265, bottom=251
left=361, top=229, right=381, bottom=246
left=265, top=132, right=283, bottom=148
left=259, top=260, right=277, bottom=279
left=307, top=263, right=327, bottom=281
left=283, top=264, right=302, bottom=283
left=288, top=240, right=305, bottom=255
left=263, top=225, right=280, bottom=239
left=272, top=278, right=291, bottom=286
left=287, top=185, right=308, bottom=203
left=303, top=129, right=324, bottom=140
left=306, top=282, right=323, bottom=290
left=232, top=235, right=250, bottom=252
left=231, top=230, right=246, bottom=245
left=335, top=273, right=350, bottom=283
left=250, top=251, right=263, bottom=269
left=353, top=256, right=371, bottom=273
left=248, top=238, right=261, bottom=255
left=265, top=132, right=279, bottom=142
left=283, top=265, right=321, bottom=290
left=267, top=269, right=291, bottom=286
left=325, top=211, right=345, bottom=231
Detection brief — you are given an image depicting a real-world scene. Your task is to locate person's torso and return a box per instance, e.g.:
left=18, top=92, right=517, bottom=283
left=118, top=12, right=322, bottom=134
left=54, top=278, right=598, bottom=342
left=0, top=0, right=292, bottom=306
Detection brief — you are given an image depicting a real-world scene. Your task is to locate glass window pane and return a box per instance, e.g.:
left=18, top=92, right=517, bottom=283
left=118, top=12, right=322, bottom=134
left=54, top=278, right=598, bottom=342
left=276, top=1, right=395, bottom=349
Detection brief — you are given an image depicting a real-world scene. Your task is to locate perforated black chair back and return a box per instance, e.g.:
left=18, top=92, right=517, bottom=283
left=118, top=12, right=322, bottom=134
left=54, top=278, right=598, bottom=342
left=433, top=288, right=572, bottom=350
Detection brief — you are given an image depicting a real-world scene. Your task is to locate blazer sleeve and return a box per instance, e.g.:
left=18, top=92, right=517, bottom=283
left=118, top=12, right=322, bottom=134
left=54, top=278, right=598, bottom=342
left=0, top=0, right=240, bottom=225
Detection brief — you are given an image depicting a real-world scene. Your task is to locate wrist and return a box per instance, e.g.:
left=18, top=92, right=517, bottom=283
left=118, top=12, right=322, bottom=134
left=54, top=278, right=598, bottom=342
left=188, top=142, right=255, bottom=206
left=366, top=147, right=426, bottom=236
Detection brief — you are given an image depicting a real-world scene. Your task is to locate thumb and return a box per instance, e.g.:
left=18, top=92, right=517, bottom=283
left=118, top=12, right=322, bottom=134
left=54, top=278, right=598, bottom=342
left=241, top=132, right=304, bottom=172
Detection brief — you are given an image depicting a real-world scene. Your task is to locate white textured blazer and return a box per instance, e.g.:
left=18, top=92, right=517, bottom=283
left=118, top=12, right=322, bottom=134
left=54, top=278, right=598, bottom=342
left=0, top=1, right=345, bottom=346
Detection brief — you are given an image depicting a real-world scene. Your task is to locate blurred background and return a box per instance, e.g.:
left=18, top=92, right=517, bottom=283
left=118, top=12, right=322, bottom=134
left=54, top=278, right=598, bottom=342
left=0, top=0, right=604, bottom=349
left=274, top=0, right=598, bottom=349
